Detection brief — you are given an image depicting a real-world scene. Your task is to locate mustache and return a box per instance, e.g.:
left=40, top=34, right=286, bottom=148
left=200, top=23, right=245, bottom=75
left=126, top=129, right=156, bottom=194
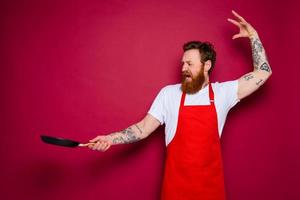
left=182, top=71, right=192, bottom=77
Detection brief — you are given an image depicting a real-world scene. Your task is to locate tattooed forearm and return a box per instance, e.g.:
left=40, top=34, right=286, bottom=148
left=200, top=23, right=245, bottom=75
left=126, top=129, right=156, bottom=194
left=250, top=36, right=271, bottom=74
left=243, top=73, right=254, bottom=81
left=251, top=38, right=263, bottom=69
left=109, top=127, right=142, bottom=145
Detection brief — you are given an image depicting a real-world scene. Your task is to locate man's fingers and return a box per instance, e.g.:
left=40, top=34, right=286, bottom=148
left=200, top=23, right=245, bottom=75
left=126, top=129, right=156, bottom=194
left=89, top=135, right=105, bottom=143
left=232, top=10, right=246, bottom=23
left=232, top=33, right=243, bottom=39
left=88, top=135, right=111, bottom=151
left=227, top=18, right=240, bottom=27
left=92, top=141, right=99, bottom=150
left=89, top=136, right=100, bottom=143
left=104, top=144, right=111, bottom=151
left=88, top=144, right=94, bottom=149
left=90, top=141, right=110, bottom=151
left=99, top=142, right=107, bottom=150
left=100, top=142, right=110, bottom=151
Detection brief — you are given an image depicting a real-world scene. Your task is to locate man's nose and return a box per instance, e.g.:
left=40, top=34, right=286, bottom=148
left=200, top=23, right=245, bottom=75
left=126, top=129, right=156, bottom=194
left=182, top=64, right=188, bottom=72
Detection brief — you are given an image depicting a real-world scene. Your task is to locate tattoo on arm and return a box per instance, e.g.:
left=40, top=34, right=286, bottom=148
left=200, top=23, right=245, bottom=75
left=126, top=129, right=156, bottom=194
left=259, top=62, right=271, bottom=72
left=134, top=124, right=143, bottom=134
left=250, top=36, right=272, bottom=74
left=256, top=79, right=264, bottom=86
left=243, top=73, right=254, bottom=81
left=111, top=127, right=141, bottom=144
left=251, top=38, right=263, bottom=69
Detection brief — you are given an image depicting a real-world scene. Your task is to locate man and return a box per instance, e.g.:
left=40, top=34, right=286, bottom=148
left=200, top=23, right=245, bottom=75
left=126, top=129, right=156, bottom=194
left=88, top=10, right=272, bottom=200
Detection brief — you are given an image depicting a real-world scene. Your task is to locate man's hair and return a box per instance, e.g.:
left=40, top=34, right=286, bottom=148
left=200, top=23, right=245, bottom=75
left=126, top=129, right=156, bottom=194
left=183, top=41, right=216, bottom=74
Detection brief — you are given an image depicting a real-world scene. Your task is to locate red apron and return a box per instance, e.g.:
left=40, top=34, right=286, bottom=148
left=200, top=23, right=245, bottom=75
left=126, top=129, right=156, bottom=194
left=161, top=83, right=226, bottom=200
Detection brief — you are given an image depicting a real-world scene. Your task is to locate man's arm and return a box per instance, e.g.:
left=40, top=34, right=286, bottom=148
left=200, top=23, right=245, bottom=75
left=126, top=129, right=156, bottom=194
left=228, top=10, right=272, bottom=100
left=88, top=114, right=161, bottom=151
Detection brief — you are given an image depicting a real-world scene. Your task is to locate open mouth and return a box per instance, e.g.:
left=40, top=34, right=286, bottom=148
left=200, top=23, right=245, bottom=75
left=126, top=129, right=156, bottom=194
left=183, top=72, right=192, bottom=79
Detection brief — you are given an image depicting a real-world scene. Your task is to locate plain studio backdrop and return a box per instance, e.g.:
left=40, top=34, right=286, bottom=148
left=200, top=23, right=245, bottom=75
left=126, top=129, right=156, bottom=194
left=1, top=0, right=299, bottom=199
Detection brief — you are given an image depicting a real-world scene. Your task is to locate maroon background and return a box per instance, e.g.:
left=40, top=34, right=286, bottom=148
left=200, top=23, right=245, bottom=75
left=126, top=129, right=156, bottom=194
left=1, top=0, right=299, bottom=199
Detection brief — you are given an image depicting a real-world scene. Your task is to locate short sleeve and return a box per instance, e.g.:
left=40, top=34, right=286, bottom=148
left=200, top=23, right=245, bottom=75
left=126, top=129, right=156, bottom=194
left=218, top=79, right=240, bottom=109
left=147, top=87, right=167, bottom=125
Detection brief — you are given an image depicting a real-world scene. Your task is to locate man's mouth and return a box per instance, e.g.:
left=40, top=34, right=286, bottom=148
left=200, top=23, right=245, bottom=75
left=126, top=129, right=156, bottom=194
left=183, top=72, right=192, bottom=79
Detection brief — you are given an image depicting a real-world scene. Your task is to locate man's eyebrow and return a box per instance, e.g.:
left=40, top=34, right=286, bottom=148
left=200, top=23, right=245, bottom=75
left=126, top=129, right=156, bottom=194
left=182, top=60, right=192, bottom=63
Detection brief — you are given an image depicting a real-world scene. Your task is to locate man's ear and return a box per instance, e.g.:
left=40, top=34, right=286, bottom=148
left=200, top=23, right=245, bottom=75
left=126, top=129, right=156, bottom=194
left=204, top=60, right=212, bottom=73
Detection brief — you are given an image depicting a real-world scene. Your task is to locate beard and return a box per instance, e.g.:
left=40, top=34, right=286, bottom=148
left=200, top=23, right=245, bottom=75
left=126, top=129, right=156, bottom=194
left=181, top=67, right=206, bottom=94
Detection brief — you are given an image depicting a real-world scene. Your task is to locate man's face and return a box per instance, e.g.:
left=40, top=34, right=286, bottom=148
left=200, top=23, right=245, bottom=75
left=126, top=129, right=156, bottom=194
left=181, top=49, right=205, bottom=94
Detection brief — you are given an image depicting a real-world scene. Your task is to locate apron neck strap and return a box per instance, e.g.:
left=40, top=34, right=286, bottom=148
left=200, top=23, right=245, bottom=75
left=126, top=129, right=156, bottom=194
left=208, top=83, right=215, bottom=103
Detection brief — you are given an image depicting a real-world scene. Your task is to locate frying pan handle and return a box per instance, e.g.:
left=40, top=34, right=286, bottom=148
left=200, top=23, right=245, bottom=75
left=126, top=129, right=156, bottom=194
left=79, top=142, right=96, bottom=147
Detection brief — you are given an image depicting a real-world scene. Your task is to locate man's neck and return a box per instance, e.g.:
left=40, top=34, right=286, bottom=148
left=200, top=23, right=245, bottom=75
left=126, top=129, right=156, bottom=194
left=201, top=76, right=209, bottom=89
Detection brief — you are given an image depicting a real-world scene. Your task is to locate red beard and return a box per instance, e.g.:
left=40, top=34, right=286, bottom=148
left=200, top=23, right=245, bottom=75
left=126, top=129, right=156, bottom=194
left=181, top=67, right=205, bottom=94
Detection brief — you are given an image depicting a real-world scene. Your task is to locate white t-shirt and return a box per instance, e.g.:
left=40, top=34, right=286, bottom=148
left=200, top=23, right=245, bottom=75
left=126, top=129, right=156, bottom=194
left=148, top=80, right=240, bottom=146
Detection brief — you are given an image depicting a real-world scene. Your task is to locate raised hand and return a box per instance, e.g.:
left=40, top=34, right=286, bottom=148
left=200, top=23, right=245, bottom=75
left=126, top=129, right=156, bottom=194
left=227, top=10, right=258, bottom=39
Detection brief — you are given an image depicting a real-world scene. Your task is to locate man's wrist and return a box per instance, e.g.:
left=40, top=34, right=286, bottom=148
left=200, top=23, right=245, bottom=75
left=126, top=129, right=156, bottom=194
left=249, top=31, right=259, bottom=40
left=106, top=133, right=118, bottom=145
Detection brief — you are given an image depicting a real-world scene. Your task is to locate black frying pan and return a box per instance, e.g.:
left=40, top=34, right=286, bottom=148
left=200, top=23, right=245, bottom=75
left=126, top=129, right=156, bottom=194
left=40, top=135, right=95, bottom=148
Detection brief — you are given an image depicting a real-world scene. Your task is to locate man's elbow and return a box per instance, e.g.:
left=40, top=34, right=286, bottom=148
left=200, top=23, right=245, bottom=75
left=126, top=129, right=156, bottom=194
left=266, top=70, right=272, bottom=80
left=257, top=68, right=272, bottom=82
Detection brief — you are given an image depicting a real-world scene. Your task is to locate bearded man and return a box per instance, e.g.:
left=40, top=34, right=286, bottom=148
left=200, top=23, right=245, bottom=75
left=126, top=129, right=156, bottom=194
left=88, top=10, right=272, bottom=200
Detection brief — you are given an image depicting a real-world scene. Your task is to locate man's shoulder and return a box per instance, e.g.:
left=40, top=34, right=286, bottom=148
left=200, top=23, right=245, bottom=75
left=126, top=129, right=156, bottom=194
left=160, top=83, right=181, bottom=94
left=211, top=80, right=238, bottom=92
left=212, top=79, right=240, bottom=106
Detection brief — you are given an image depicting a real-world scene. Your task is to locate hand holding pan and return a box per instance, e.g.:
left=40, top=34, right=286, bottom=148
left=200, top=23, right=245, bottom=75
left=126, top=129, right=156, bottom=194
left=40, top=135, right=96, bottom=148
